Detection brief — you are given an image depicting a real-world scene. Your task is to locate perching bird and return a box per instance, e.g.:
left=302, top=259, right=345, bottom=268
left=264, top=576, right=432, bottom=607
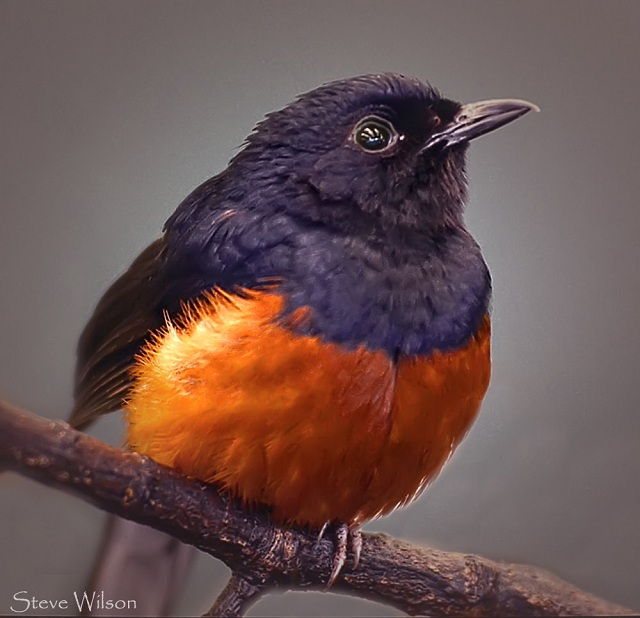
left=70, top=73, right=537, bottom=595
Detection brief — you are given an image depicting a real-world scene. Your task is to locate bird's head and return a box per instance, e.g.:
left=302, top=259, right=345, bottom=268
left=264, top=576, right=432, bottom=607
left=230, top=73, right=537, bottom=236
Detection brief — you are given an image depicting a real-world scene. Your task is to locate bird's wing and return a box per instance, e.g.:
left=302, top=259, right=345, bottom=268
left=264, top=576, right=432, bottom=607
left=70, top=236, right=208, bottom=429
left=71, top=238, right=166, bottom=428
left=70, top=174, right=230, bottom=429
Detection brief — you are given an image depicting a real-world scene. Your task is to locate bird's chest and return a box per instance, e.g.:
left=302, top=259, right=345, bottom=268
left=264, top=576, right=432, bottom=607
left=126, top=291, right=490, bottom=528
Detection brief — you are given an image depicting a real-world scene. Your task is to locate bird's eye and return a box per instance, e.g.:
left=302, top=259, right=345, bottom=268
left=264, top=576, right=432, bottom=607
left=352, top=117, right=399, bottom=153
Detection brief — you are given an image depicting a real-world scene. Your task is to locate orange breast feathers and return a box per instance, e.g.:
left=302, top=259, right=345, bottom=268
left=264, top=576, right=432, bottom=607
left=126, top=290, right=491, bottom=528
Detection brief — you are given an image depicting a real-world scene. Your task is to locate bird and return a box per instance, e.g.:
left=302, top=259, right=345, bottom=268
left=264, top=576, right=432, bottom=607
left=70, top=73, right=537, bottom=592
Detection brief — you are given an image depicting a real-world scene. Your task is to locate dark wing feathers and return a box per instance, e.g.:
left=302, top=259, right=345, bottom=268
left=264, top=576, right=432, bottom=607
left=70, top=182, right=237, bottom=429
left=70, top=238, right=172, bottom=428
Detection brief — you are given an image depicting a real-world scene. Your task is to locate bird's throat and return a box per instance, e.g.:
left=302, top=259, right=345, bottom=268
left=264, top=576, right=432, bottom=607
left=282, top=227, right=491, bottom=357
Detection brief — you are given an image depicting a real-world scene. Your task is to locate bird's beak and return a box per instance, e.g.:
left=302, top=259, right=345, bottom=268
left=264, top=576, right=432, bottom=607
left=422, top=98, right=539, bottom=152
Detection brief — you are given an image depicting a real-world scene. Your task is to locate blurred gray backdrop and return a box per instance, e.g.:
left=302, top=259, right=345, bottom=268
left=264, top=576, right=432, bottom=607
left=1, top=1, right=639, bottom=616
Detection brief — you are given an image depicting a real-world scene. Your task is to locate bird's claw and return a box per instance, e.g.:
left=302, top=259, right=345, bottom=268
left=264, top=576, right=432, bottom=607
left=350, top=526, right=362, bottom=570
left=324, top=522, right=362, bottom=587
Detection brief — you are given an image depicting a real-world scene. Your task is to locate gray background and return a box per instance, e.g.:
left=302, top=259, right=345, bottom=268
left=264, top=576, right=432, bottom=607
left=1, top=1, right=639, bottom=616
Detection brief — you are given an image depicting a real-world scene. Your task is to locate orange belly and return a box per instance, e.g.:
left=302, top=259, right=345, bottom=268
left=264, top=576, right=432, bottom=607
left=126, top=290, right=491, bottom=528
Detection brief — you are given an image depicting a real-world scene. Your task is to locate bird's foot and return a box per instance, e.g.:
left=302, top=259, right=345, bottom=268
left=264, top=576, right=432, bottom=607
left=317, top=522, right=362, bottom=587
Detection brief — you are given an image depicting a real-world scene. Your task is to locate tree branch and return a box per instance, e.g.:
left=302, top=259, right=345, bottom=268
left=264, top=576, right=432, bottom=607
left=204, top=572, right=268, bottom=617
left=0, top=399, right=635, bottom=617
